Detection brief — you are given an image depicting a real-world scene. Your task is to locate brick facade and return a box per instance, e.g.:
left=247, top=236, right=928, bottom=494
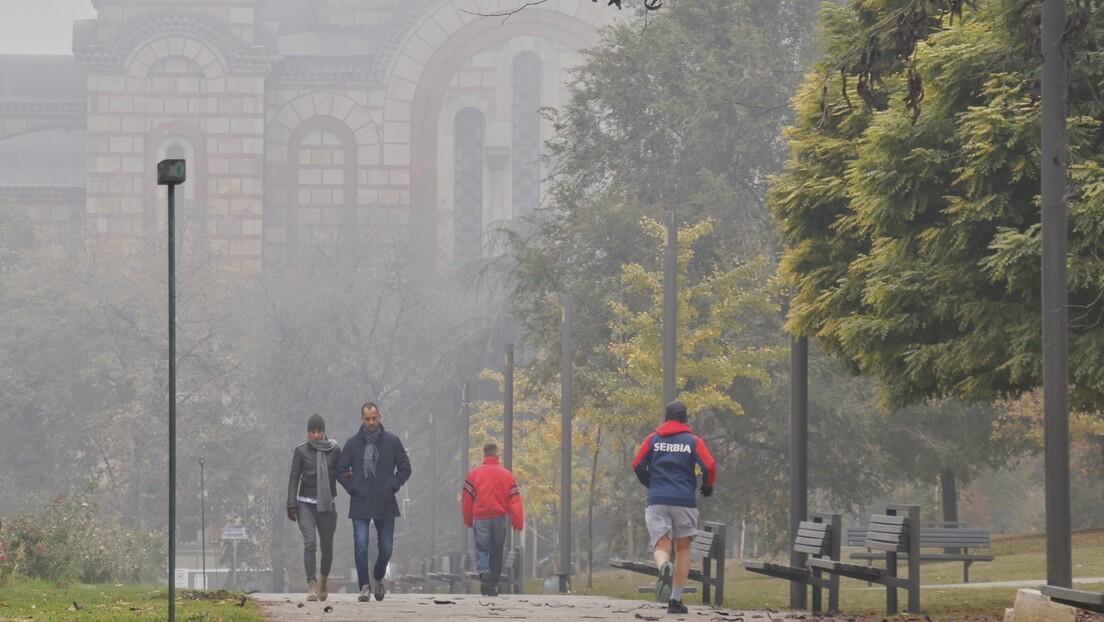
left=0, top=0, right=611, bottom=271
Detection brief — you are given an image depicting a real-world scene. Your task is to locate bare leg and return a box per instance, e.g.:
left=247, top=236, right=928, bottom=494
left=672, top=536, right=692, bottom=589
left=652, top=534, right=672, bottom=567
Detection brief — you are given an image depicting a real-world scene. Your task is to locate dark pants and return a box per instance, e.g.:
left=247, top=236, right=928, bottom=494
left=352, top=517, right=395, bottom=588
left=297, top=502, right=337, bottom=581
left=473, top=516, right=508, bottom=584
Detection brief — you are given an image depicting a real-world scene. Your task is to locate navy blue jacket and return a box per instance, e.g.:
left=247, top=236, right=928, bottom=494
left=632, top=420, right=716, bottom=508
left=336, top=424, right=412, bottom=519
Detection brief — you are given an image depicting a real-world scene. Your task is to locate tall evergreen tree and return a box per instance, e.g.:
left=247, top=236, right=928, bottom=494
left=771, top=1, right=1104, bottom=411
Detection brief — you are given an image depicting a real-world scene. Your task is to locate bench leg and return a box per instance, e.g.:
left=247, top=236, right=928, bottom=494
left=701, top=557, right=712, bottom=605
left=963, top=560, right=971, bottom=584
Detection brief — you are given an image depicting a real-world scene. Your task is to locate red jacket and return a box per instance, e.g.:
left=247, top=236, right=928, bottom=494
left=462, top=456, right=524, bottom=531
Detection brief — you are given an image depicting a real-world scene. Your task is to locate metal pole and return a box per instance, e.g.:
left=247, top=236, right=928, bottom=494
left=504, top=345, right=515, bottom=553
left=200, top=459, right=206, bottom=588
left=504, top=344, right=514, bottom=472
left=789, top=336, right=808, bottom=609
left=167, top=183, right=177, bottom=621
left=430, top=412, right=437, bottom=557
left=559, top=295, right=573, bottom=592
left=1041, top=0, right=1070, bottom=589
left=662, top=211, right=677, bottom=405
left=462, top=382, right=471, bottom=558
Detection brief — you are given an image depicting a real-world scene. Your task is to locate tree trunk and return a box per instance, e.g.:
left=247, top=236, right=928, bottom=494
left=1098, top=436, right=1104, bottom=529
left=585, top=426, right=602, bottom=588
left=940, top=468, right=961, bottom=554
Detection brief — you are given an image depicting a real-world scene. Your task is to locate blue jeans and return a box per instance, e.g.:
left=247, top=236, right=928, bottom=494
left=473, top=516, right=508, bottom=583
left=352, top=517, right=394, bottom=588
left=297, top=503, right=337, bottom=581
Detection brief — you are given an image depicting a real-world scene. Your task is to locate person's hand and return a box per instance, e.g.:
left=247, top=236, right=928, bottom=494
left=340, top=468, right=353, bottom=481
left=699, top=484, right=714, bottom=498
left=287, top=507, right=298, bottom=522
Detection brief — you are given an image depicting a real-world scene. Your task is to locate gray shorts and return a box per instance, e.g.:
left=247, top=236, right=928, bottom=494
left=645, top=504, right=699, bottom=549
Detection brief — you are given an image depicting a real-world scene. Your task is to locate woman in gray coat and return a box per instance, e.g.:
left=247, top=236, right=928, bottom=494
left=287, top=413, right=341, bottom=601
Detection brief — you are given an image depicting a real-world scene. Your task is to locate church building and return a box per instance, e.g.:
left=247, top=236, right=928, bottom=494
left=0, top=0, right=614, bottom=271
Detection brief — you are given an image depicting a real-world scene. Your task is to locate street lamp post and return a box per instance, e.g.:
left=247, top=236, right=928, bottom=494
left=1040, top=0, right=1071, bottom=589
left=558, top=295, right=573, bottom=593
left=663, top=211, right=677, bottom=405
left=200, top=458, right=206, bottom=588
left=462, top=382, right=471, bottom=558
left=157, top=158, right=186, bottom=622
left=504, top=344, right=514, bottom=472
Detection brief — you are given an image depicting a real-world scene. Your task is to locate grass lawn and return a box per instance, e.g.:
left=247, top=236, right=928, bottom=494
left=0, top=581, right=263, bottom=621
left=559, top=528, right=1104, bottom=619
left=4, top=530, right=1104, bottom=620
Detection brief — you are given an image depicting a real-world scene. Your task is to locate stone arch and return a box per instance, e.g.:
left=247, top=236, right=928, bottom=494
left=268, top=92, right=378, bottom=152
left=111, top=12, right=237, bottom=79
left=125, top=36, right=226, bottom=82
left=265, top=110, right=366, bottom=259
left=383, top=2, right=605, bottom=266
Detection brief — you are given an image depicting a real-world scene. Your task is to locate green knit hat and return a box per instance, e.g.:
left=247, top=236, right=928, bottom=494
left=307, top=413, right=326, bottom=432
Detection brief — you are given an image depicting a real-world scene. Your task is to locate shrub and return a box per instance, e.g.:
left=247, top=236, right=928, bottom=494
left=0, top=482, right=164, bottom=585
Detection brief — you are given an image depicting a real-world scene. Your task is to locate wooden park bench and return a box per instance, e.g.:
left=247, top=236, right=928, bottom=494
left=808, top=505, right=920, bottom=615
left=397, top=558, right=433, bottom=593
left=609, top=521, right=726, bottom=606
left=742, top=512, right=841, bottom=613
left=1041, top=586, right=1104, bottom=613
left=463, top=546, right=525, bottom=595
left=847, top=519, right=993, bottom=583
left=426, top=552, right=472, bottom=593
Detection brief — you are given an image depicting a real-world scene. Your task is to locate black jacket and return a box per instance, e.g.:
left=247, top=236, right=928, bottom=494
left=336, top=424, right=412, bottom=519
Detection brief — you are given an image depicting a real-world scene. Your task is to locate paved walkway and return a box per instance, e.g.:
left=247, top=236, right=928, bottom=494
left=252, top=593, right=816, bottom=622
left=254, top=579, right=1104, bottom=621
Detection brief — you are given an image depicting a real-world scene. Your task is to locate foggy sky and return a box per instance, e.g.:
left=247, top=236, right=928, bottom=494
left=0, top=0, right=96, bottom=55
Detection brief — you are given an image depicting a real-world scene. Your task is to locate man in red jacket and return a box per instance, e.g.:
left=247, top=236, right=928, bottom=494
left=462, top=443, right=524, bottom=596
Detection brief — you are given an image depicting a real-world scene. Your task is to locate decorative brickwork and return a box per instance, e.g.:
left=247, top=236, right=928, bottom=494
left=0, top=0, right=613, bottom=272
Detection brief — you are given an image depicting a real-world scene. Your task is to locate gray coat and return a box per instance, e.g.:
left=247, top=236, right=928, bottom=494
left=287, top=441, right=342, bottom=510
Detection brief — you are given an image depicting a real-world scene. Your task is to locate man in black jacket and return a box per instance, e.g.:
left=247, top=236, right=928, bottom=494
left=337, top=402, right=412, bottom=602
left=287, top=413, right=341, bottom=602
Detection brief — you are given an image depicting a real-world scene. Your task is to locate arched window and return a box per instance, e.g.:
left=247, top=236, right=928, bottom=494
left=454, top=108, right=484, bottom=261
left=294, top=127, right=349, bottom=248
left=512, top=53, right=542, bottom=219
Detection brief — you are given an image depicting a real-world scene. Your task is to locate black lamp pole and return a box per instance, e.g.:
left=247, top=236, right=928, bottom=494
left=157, top=159, right=185, bottom=621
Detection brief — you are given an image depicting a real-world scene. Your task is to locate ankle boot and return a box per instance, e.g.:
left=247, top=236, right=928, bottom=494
left=318, top=576, right=328, bottom=601
left=307, top=579, right=319, bottom=601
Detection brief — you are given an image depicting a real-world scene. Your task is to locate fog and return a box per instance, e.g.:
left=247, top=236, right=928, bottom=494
left=0, top=0, right=1079, bottom=597
left=0, top=0, right=629, bottom=592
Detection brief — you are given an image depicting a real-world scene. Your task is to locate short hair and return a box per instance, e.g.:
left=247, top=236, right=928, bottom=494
left=483, top=443, right=499, bottom=457
left=361, top=402, right=380, bottom=415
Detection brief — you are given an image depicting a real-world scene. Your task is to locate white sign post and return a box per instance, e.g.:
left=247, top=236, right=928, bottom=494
left=174, top=569, right=188, bottom=588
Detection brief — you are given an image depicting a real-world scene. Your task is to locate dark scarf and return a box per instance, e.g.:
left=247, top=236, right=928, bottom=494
left=359, top=424, right=383, bottom=479
left=309, top=438, right=338, bottom=512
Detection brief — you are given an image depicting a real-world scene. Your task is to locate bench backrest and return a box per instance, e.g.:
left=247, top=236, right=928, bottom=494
left=914, top=528, right=991, bottom=548
left=863, top=513, right=911, bottom=553
left=793, top=520, right=834, bottom=556
left=691, top=530, right=718, bottom=561
left=848, top=526, right=990, bottom=548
